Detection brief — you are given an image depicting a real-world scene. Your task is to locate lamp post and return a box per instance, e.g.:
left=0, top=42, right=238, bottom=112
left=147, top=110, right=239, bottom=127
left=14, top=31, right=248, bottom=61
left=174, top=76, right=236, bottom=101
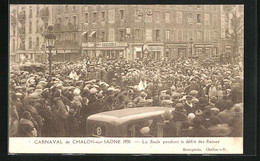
left=189, top=38, right=194, bottom=59
left=45, top=25, right=56, bottom=81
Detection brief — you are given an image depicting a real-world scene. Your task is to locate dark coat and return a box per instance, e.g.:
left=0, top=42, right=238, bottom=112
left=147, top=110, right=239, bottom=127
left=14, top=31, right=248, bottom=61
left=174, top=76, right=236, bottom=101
left=36, top=105, right=59, bottom=137
left=183, top=102, right=195, bottom=115
left=12, top=99, right=24, bottom=119
left=66, top=115, right=80, bottom=137
left=19, top=118, right=37, bottom=137
left=24, top=105, right=42, bottom=134
left=163, top=121, right=178, bottom=137
left=91, top=99, right=104, bottom=114
left=52, top=97, right=68, bottom=137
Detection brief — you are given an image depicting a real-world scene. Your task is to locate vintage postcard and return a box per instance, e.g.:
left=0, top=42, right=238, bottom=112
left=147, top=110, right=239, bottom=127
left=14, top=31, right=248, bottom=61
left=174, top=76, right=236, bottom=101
left=9, top=4, right=243, bottom=154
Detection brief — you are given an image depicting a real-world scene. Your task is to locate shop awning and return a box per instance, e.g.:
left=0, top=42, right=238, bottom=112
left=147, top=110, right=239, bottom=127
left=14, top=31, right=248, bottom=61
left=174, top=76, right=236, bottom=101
left=16, top=50, right=29, bottom=54
left=56, top=50, right=65, bottom=53
left=82, top=47, right=125, bottom=50
left=81, top=31, right=88, bottom=36
left=71, top=49, right=80, bottom=53
left=89, top=31, right=96, bottom=37
left=65, top=50, right=71, bottom=53
left=194, top=44, right=213, bottom=48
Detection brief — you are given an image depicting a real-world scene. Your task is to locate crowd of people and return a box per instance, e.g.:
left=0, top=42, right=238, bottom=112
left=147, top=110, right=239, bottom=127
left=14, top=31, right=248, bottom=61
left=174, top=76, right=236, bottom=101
left=9, top=56, right=243, bottom=137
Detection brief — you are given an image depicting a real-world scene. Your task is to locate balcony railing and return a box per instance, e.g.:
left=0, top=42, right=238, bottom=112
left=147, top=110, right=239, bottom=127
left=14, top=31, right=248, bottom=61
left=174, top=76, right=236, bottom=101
left=10, top=16, right=16, bottom=25
left=40, top=7, right=49, bottom=22
left=19, top=43, right=25, bottom=50
left=55, top=40, right=80, bottom=48
left=17, top=12, right=26, bottom=23
left=18, top=27, right=26, bottom=34
left=53, top=23, right=79, bottom=32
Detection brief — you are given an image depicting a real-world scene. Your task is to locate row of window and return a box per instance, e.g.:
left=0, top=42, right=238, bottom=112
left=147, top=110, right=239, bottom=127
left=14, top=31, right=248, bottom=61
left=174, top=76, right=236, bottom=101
left=17, top=20, right=39, bottom=35
left=17, top=37, right=40, bottom=50
left=28, top=6, right=40, bottom=18
left=81, top=28, right=218, bottom=42
left=56, top=33, right=77, bottom=42
left=136, top=10, right=217, bottom=25
left=56, top=9, right=218, bottom=25
left=57, top=5, right=77, bottom=13
left=57, top=16, right=77, bottom=27
left=83, top=9, right=123, bottom=24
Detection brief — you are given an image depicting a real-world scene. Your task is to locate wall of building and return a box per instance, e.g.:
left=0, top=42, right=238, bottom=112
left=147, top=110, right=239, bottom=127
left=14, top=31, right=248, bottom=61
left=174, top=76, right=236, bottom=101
left=10, top=5, right=223, bottom=63
left=79, top=5, right=222, bottom=61
left=220, top=5, right=244, bottom=57
left=10, top=5, right=53, bottom=63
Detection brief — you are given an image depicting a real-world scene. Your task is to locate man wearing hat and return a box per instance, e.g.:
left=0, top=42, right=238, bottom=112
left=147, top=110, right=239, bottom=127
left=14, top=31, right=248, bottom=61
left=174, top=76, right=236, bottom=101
left=161, top=110, right=178, bottom=137
left=19, top=111, right=38, bottom=137
left=228, top=103, right=243, bottom=137
left=189, top=77, right=200, bottom=93
left=133, top=91, right=147, bottom=107
left=183, top=95, right=195, bottom=115
left=65, top=109, right=80, bottom=137
left=171, top=103, right=188, bottom=136
left=190, top=90, right=198, bottom=98
left=160, top=94, right=173, bottom=108
left=217, top=102, right=236, bottom=124
left=139, top=127, right=153, bottom=137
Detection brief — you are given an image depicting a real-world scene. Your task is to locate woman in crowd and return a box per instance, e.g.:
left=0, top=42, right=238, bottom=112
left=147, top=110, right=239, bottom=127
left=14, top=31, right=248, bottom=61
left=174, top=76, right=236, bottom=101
left=9, top=58, right=243, bottom=137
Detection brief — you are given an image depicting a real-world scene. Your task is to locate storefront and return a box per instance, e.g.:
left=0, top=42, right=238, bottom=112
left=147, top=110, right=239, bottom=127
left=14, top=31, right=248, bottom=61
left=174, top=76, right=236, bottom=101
left=82, top=42, right=127, bottom=60
left=34, top=51, right=45, bottom=63
left=164, top=43, right=188, bottom=59
left=16, top=50, right=39, bottom=63
left=136, top=44, right=164, bottom=60
left=147, top=45, right=164, bottom=59
left=194, top=44, right=214, bottom=59
left=53, top=49, right=81, bottom=62
left=132, top=45, right=142, bottom=60
left=225, top=45, right=232, bottom=57
left=10, top=52, right=17, bottom=63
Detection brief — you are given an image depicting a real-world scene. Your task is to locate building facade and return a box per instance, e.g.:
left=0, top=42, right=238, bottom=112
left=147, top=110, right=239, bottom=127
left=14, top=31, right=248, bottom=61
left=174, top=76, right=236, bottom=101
left=220, top=5, right=244, bottom=57
left=10, top=5, right=222, bottom=63
left=79, top=5, right=222, bottom=61
left=10, top=5, right=53, bottom=63
left=52, top=5, right=82, bottom=62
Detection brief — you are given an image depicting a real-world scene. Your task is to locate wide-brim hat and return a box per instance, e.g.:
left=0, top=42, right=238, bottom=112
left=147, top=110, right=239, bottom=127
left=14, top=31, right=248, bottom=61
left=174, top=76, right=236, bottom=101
left=14, top=86, right=23, bottom=90
left=208, top=124, right=232, bottom=136
left=15, top=93, right=23, bottom=98
left=187, top=113, right=196, bottom=122
left=139, top=127, right=150, bottom=135
left=192, top=98, right=199, bottom=104
left=89, top=87, right=98, bottom=94
left=74, top=88, right=81, bottom=95
left=186, top=95, right=193, bottom=100
left=161, top=110, right=173, bottom=120
left=210, top=96, right=218, bottom=103
left=195, top=109, right=203, bottom=116
left=190, top=90, right=198, bottom=96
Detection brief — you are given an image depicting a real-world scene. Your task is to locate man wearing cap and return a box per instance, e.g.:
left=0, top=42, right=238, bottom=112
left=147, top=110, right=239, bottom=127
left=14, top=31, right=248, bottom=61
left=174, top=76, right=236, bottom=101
left=189, top=77, right=201, bottom=93
left=183, top=95, right=195, bottom=115
left=52, top=90, right=69, bottom=137
left=161, top=110, right=177, bottom=137
left=19, top=111, right=38, bottom=137
left=133, top=91, right=147, bottom=107
left=217, top=102, right=236, bottom=124
left=90, top=92, right=105, bottom=114
left=228, top=104, right=243, bottom=137
left=171, top=103, right=188, bottom=136
left=160, top=94, right=173, bottom=108
left=65, top=109, right=80, bottom=137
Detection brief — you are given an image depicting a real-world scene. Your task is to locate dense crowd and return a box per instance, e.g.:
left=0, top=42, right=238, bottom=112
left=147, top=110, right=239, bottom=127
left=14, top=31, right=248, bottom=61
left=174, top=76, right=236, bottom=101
left=9, top=57, right=243, bottom=137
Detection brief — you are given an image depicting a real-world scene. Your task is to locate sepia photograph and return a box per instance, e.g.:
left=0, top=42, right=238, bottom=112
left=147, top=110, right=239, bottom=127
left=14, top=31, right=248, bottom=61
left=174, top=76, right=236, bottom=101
left=8, top=4, right=244, bottom=153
